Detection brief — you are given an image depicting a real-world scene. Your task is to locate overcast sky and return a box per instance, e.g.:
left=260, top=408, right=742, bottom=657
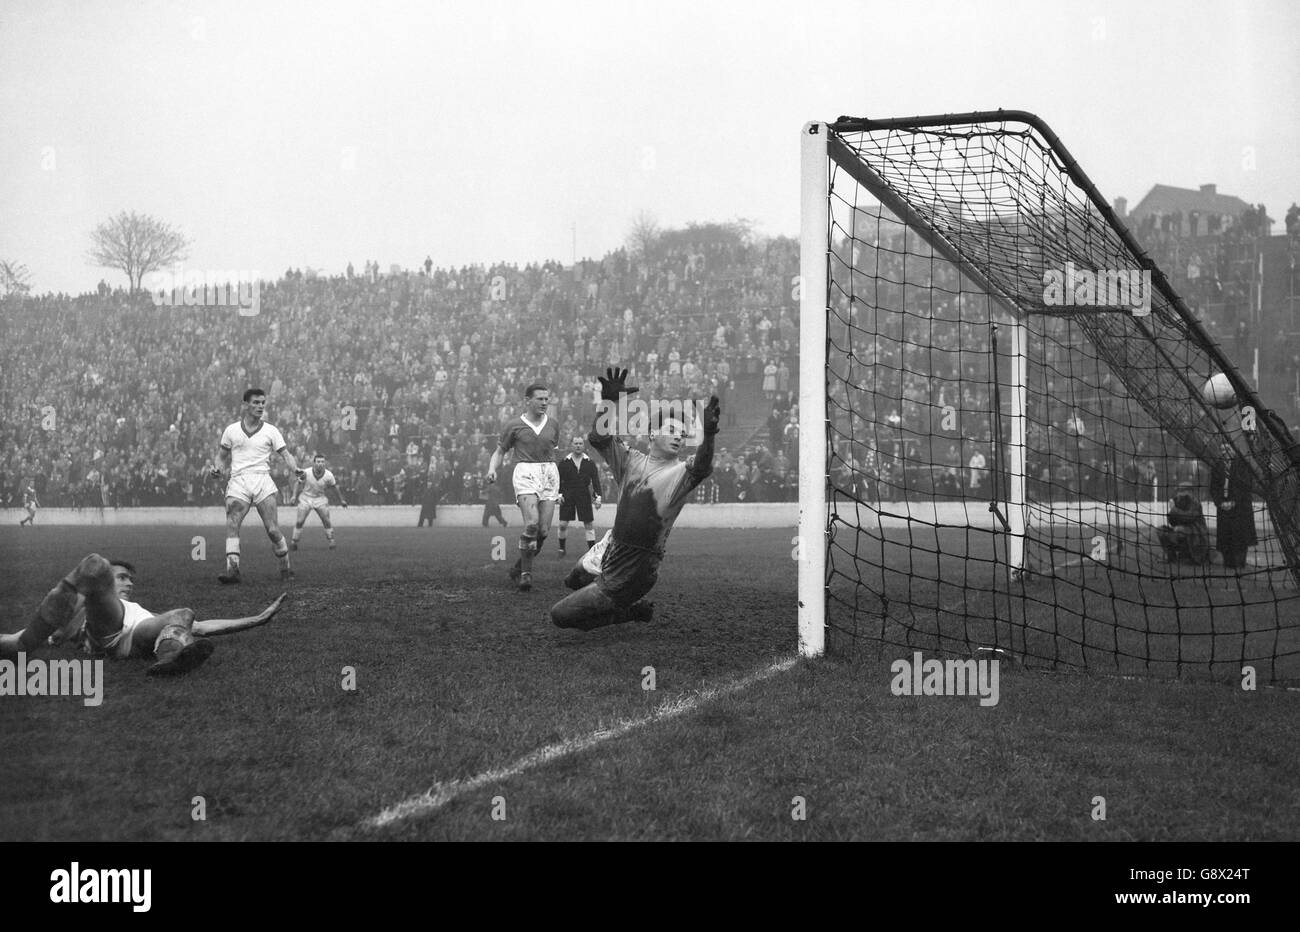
left=2, top=0, right=1296, bottom=294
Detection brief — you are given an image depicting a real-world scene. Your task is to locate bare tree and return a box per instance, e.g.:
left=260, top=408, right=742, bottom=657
left=626, top=211, right=660, bottom=257
left=88, top=211, right=191, bottom=292
left=0, top=259, right=32, bottom=297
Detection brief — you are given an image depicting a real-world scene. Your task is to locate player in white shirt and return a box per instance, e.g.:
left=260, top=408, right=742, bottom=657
left=291, top=454, right=348, bottom=550
left=0, top=554, right=286, bottom=676
left=211, top=388, right=302, bottom=584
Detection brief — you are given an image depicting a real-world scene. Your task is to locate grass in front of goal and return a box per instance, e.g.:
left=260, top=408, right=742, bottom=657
left=1, top=524, right=1296, bottom=840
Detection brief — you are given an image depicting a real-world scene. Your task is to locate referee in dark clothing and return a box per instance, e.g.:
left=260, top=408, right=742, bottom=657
left=557, top=436, right=603, bottom=555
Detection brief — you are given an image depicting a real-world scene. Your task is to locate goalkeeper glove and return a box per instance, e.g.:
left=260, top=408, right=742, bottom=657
left=598, top=367, right=639, bottom=402
left=703, top=395, right=721, bottom=435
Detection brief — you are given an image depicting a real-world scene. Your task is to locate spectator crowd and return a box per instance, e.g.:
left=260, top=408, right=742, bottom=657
left=4, top=201, right=1294, bottom=513
left=1, top=223, right=801, bottom=509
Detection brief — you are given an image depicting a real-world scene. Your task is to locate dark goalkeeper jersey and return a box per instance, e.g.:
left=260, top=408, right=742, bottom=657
left=587, top=431, right=712, bottom=555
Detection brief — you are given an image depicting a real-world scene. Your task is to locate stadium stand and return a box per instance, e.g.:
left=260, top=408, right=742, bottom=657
left=2, top=204, right=1294, bottom=512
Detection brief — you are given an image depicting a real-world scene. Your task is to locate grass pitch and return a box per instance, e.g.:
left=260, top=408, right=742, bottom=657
left=1, top=523, right=1297, bottom=841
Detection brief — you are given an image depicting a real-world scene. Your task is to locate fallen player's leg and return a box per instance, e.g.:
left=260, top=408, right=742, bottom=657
left=144, top=591, right=286, bottom=674
left=0, top=553, right=117, bottom=657
left=147, top=615, right=216, bottom=677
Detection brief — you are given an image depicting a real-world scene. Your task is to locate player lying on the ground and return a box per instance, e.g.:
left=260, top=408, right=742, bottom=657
left=486, top=382, right=561, bottom=592
left=0, top=554, right=286, bottom=676
left=1156, top=485, right=1210, bottom=564
left=212, top=387, right=302, bottom=584
left=547, top=367, right=718, bottom=631
left=291, top=453, right=348, bottom=550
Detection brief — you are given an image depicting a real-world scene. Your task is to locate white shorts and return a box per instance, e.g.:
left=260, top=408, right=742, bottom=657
left=512, top=462, right=560, bottom=502
left=297, top=497, right=330, bottom=520
left=580, top=530, right=613, bottom=576
left=226, top=473, right=279, bottom=505
left=82, top=600, right=154, bottom=659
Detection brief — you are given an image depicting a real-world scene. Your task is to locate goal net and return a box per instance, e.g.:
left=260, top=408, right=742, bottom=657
left=798, top=113, right=1300, bottom=684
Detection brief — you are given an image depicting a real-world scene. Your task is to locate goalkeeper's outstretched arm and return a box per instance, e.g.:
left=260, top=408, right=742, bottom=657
left=687, top=395, right=721, bottom=483
left=588, top=366, right=639, bottom=483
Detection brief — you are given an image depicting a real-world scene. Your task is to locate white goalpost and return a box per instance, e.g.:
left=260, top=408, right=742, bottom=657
left=798, top=122, right=829, bottom=658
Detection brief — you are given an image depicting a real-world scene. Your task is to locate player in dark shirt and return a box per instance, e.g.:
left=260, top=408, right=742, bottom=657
left=547, top=368, right=719, bottom=630
left=486, top=383, right=561, bottom=590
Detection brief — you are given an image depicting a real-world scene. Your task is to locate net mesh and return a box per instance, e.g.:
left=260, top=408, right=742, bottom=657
left=821, top=114, right=1300, bottom=683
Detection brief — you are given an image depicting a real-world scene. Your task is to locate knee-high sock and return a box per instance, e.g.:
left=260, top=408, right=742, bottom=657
left=269, top=529, right=290, bottom=568
left=519, top=525, right=538, bottom=572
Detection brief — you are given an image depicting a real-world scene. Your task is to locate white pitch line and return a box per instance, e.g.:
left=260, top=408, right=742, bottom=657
left=362, top=653, right=800, bottom=830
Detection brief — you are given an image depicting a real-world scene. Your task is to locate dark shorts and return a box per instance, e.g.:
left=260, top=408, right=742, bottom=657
left=559, top=497, right=594, bottom=523
left=596, top=540, right=660, bottom=608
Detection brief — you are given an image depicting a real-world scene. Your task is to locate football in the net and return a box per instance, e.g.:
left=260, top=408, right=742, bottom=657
left=1202, top=373, right=1237, bottom=409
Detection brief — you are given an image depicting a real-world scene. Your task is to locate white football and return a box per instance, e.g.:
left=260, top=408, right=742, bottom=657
left=1202, top=372, right=1237, bottom=409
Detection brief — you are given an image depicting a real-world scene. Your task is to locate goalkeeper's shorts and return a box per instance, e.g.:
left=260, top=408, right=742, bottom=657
left=579, top=530, right=613, bottom=576
left=596, top=538, right=661, bottom=608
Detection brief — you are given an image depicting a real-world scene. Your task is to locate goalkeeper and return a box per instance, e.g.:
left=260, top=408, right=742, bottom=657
left=547, top=367, right=718, bottom=631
